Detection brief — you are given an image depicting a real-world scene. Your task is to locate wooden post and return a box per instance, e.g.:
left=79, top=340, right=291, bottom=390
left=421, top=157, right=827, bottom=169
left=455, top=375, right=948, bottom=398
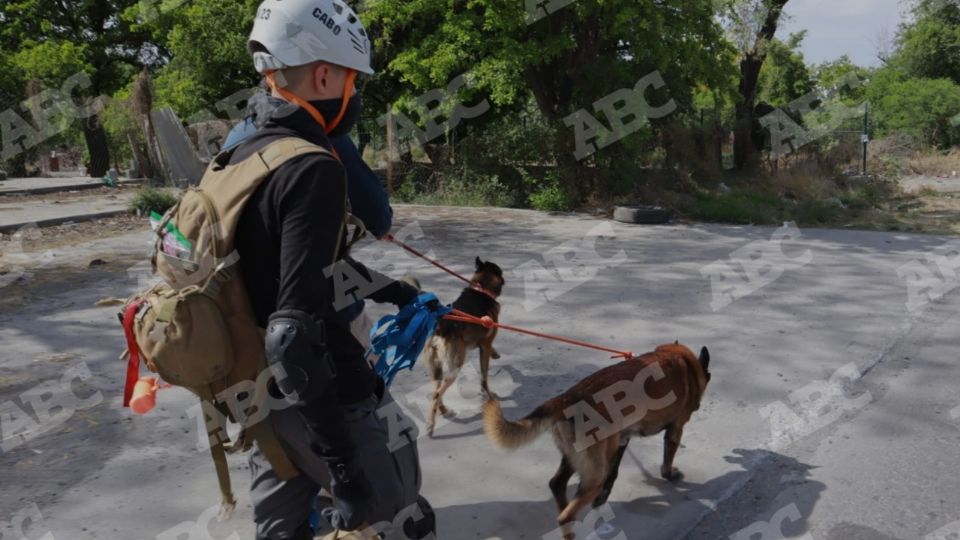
left=386, top=104, right=394, bottom=196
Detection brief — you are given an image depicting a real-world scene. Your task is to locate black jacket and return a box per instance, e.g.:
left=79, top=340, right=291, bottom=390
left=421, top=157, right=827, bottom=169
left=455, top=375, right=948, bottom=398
left=223, top=93, right=394, bottom=238
left=229, top=96, right=416, bottom=461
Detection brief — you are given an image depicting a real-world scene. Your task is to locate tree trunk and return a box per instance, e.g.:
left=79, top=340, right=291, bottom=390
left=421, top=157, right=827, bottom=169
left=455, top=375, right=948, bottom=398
left=83, top=114, right=110, bottom=178
left=733, top=61, right=760, bottom=170
left=733, top=0, right=790, bottom=170
left=422, top=142, right=449, bottom=167
left=127, top=130, right=153, bottom=179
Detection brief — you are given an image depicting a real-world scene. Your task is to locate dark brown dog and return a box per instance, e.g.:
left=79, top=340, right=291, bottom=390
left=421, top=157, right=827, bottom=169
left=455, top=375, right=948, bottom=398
left=483, top=343, right=711, bottom=539
left=423, top=257, right=504, bottom=437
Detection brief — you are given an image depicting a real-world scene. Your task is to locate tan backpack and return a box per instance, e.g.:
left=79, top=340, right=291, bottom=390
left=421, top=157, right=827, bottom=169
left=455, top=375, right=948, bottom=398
left=119, top=137, right=353, bottom=518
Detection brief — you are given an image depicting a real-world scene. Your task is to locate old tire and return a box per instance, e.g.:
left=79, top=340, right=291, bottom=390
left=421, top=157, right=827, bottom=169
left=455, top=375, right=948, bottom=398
left=613, top=205, right=670, bottom=225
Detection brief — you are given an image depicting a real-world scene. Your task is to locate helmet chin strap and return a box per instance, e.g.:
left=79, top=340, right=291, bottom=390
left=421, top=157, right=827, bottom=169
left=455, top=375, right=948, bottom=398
left=265, top=68, right=357, bottom=135
left=327, top=70, right=357, bottom=133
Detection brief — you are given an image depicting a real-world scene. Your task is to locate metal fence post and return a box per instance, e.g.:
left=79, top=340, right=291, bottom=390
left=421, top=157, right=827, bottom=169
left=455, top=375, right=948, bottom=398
left=862, top=102, right=869, bottom=175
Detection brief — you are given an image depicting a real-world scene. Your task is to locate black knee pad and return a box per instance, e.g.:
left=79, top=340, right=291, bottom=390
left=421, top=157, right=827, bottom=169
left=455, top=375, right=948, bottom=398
left=265, top=310, right=335, bottom=404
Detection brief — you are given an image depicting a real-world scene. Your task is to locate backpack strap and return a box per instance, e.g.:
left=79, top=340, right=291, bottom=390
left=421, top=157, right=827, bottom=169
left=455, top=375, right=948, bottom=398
left=258, top=137, right=333, bottom=170
left=246, top=421, right=299, bottom=481
left=199, top=385, right=237, bottom=520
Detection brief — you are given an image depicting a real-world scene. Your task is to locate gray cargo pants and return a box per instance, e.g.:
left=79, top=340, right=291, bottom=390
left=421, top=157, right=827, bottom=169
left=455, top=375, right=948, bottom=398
left=250, top=308, right=426, bottom=539
left=249, top=385, right=424, bottom=539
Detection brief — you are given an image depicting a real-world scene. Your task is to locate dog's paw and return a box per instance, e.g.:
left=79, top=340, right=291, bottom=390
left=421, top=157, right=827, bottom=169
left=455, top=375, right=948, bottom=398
left=491, top=350, right=501, bottom=360
left=661, top=467, right=684, bottom=482
left=437, top=402, right=450, bottom=416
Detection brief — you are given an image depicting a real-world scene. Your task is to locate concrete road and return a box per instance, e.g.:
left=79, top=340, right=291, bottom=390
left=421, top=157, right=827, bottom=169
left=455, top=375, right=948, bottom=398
left=0, top=205, right=957, bottom=540
left=0, top=176, right=143, bottom=196
left=0, top=192, right=135, bottom=231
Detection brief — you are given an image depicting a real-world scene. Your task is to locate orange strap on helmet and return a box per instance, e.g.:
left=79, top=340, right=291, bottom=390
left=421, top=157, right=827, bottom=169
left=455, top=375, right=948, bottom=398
left=265, top=68, right=356, bottom=135
left=327, top=70, right=357, bottom=133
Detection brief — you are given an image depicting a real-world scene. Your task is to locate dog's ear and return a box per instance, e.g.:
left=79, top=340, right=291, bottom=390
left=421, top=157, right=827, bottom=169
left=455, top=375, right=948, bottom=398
left=699, top=346, right=710, bottom=372
left=475, top=256, right=483, bottom=270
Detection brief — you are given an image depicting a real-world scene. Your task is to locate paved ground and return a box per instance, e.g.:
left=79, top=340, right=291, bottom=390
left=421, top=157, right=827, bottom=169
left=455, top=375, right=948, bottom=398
left=1, top=205, right=958, bottom=540
left=0, top=176, right=142, bottom=196
left=900, top=174, right=960, bottom=194
left=0, top=192, right=136, bottom=231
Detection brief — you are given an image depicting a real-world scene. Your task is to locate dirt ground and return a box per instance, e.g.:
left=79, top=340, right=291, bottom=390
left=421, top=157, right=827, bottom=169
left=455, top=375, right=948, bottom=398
left=0, top=185, right=139, bottom=205
left=0, top=214, right=147, bottom=250
left=892, top=175, right=960, bottom=234
left=0, top=216, right=150, bottom=312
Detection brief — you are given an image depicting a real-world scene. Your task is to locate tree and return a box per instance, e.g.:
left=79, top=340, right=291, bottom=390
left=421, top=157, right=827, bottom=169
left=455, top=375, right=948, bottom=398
left=721, top=0, right=791, bottom=170
left=895, top=0, right=960, bottom=84
left=813, top=56, right=871, bottom=103
left=363, top=0, right=735, bottom=199
left=0, top=0, right=153, bottom=177
left=130, top=0, right=262, bottom=120
left=757, top=32, right=813, bottom=107
left=866, top=67, right=960, bottom=147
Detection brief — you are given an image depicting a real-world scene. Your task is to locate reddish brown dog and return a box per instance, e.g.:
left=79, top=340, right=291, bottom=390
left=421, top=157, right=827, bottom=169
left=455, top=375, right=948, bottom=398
left=483, top=342, right=711, bottom=539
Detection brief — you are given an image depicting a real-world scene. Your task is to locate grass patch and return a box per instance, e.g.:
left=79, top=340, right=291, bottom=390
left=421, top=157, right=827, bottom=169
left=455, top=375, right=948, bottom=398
left=686, top=189, right=883, bottom=227
left=396, top=174, right=515, bottom=208
left=528, top=170, right=577, bottom=212
left=130, top=187, right=178, bottom=215
left=687, top=192, right=783, bottom=225
left=792, top=199, right=841, bottom=225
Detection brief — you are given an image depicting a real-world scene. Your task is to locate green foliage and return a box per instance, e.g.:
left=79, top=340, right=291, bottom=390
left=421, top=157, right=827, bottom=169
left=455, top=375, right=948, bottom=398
left=813, top=56, right=870, bottom=103
left=528, top=170, right=576, bottom=212
left=364, top=0, right=736, bottom=169
left=12, top=40, right=93, bottom=87
left=895, top=0, right=960, bottom=84
left=140, top=0, right=262, bottom=119
left=0, top=0, right=148, bottom=96
left=0, top=0, right=152, bottom=175
left=839, top=185, right=889, bottom=211
left=101, top=83, right=141, bottom=166
left=396, top=171, right=515, bottom=208
left=130, top=187, right=179, bottom=215
left=758, top=32, right=815, bottom=107
left=688, top=192, right=783, bottom=224
left=868, top=0, right=960, bottom=148
left=867, top=71, right=960, bottom=147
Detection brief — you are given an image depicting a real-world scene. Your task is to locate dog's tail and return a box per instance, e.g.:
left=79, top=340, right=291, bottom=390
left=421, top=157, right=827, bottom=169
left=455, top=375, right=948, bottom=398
left=483, top=398, right=558, bottom=450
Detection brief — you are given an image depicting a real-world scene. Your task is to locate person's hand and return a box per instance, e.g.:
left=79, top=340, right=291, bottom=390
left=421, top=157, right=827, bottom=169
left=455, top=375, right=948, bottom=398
left=321, top=460, right=373, bottom=531
left=422, top=296, right=443, bottom=312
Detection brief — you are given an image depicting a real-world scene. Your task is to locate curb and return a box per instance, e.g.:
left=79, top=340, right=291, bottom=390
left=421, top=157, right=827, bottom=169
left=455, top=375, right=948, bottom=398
left=0, top=209, right=132, bottom=234
left=0, top=178, right=146, bottom=197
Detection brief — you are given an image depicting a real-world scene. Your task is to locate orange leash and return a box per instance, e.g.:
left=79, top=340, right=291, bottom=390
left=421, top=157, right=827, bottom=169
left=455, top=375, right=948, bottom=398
left=383, top=234, right=497, bottom=300
left=443, top=309, right=633, bottom=361
left=382, top=235, right=632, bottom=360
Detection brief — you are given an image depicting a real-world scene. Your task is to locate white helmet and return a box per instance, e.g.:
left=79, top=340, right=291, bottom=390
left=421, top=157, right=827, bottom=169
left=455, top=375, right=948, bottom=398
left=248, top=0, right=374, bottom=75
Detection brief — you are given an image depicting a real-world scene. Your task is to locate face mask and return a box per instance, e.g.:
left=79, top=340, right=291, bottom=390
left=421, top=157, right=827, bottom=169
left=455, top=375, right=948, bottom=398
left=309, top=93, right=361, bottom=138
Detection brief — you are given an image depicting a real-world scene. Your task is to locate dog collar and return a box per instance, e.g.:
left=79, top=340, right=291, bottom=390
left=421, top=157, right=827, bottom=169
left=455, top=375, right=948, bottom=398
left=470, top=281, right=499, bottom=301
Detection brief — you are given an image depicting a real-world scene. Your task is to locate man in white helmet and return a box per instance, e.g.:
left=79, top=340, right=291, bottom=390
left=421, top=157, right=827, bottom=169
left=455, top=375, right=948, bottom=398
left=232, top=1, right=436, bottom=538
